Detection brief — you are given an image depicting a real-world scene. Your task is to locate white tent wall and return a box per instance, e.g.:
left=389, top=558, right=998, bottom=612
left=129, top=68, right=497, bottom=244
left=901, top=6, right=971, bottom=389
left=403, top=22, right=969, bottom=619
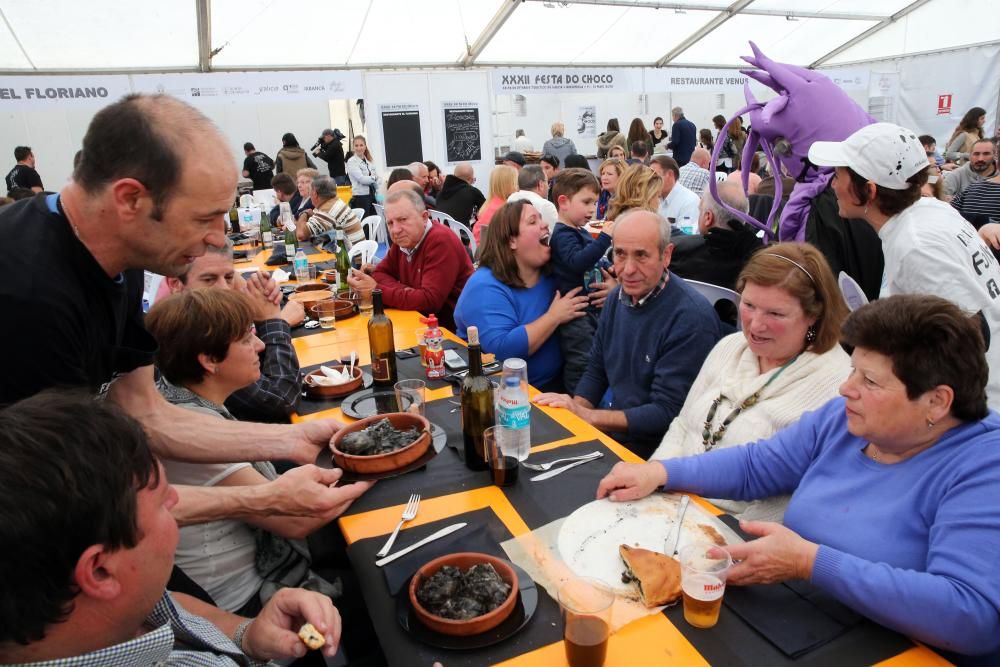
left=362, top=70, right=494, bottom=194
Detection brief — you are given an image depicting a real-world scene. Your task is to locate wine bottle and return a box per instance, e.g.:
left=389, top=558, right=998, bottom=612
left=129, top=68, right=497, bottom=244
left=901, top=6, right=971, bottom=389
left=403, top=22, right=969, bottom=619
left=283, top=224, right=296, bottom=260
left=367, top=289, right=398, bottom=387
left=461, top=326, right=495, bottom=471
left=335, top=229, right=351, bottom=292
left=259, top=210, right=273, bottom=248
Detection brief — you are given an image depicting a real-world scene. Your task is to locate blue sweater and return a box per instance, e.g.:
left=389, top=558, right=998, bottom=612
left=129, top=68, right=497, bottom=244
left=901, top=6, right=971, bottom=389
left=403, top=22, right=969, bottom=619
left=454, top=267, right=562, bottom=389
left=549, top=221, right=612, bottom=299
left=663, top=398, right=1000, bottom=659
left=575, top=274, right=721, bottom=453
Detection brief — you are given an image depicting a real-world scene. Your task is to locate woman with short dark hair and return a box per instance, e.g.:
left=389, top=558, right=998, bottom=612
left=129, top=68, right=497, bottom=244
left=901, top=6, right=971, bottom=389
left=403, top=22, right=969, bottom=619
left=600, top=294, right=1000, bottom=661
left=454, top=200, right=588, bottom=391
left=649, top=116, right=667, bottom=150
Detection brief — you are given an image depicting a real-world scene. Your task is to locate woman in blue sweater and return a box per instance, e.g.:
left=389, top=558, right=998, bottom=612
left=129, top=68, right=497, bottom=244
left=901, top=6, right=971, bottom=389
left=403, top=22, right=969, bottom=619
left=454, top=200, right=590, bottom=392
left=597, top=294, right=1000, bottom=662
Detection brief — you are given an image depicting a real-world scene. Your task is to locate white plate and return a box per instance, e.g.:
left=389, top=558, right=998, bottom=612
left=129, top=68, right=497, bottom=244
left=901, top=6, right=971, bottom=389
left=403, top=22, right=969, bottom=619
left=556, top=494, right=741, bottom=593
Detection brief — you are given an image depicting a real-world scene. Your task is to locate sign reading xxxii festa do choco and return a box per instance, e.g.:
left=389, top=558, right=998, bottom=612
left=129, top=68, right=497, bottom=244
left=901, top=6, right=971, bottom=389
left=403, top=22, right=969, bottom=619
left=492, top=68, right=640, bottom=95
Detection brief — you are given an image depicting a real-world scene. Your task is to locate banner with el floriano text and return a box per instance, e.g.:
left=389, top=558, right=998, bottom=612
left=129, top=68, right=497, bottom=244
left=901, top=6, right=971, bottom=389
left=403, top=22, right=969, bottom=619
left=0, top=75, right=132, bottom=109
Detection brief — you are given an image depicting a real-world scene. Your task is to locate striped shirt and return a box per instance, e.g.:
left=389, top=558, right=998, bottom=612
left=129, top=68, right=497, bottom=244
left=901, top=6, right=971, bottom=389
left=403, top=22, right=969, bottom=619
left=14, top=592, right=271, bottom=666
left=678, top=162, right=711, bottom=196
left=951, top=179, right=1000, bottom=226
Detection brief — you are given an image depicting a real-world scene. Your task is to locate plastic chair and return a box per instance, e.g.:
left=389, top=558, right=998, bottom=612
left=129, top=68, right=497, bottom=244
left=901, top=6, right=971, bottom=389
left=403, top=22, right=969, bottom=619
left=252, top=189, right=276, bottom=210
left=351, top=207, right=367, bottom=222
left=373, top=203, right=386, bottom=221
left=430, top=210, right=477, bottom=257
left=838, top=271, right=869, bottom=311
left=686, top=279, right=742, bottom=330
left=361, top=215, right=389, bottom=260
left=349, top=240, right=378, bottom=266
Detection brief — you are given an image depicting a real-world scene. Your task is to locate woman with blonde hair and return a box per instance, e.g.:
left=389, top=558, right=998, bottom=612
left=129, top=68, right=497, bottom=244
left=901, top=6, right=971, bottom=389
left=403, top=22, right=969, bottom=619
left=649, top=242, right=851, bottom=521
left=475, top=165, right=519, bottom=243
left=542, top=121, right=578, bottom=165
left=596, top=158, right=626, bottom=219
left=606, top=164, right=662, bottom=221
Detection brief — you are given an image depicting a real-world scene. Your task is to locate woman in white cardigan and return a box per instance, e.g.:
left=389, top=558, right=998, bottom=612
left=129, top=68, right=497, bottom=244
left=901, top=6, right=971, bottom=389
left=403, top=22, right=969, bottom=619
left=651, top=242, right=851, bottom=522
left=346, top=134, right=380, bottom=217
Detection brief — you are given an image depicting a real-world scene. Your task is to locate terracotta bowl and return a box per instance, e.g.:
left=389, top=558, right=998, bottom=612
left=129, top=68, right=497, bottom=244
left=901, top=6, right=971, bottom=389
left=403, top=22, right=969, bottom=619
left=288, top=290, right=333, bottom=312
left=308, top=298, right=355, bottom=320
left=295, top=283, right=330, bottom=293
left=409, top=552, right=519, bottom=636
left=303, top=365, right=364, bottom=398
left=330, top=412, right=431, bottom=474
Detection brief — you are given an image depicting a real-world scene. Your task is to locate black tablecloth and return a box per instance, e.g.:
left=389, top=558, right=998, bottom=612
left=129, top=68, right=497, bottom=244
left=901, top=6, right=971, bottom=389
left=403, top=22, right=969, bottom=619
left=346, top=508, right=563, bottom=667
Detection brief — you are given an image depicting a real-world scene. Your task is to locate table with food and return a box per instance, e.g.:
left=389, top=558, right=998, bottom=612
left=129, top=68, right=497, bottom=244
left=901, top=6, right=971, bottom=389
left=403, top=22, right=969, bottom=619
left=266, top=274, right=952, bottom=667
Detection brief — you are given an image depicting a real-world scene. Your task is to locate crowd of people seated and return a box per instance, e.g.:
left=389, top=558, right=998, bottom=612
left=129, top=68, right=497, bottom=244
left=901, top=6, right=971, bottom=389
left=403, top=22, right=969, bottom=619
left=4, top=93, right=1000, bottom=666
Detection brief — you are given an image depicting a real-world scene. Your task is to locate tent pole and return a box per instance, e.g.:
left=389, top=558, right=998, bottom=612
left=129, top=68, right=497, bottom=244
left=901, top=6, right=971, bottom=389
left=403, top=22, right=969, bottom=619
left=196, top=0, right=212, bottom=73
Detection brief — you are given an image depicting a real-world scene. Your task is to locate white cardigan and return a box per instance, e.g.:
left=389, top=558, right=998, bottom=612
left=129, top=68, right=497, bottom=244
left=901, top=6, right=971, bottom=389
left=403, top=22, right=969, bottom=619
left=650, top=332, right=851, bottom=523
left=346, top=154, right=380, bottom=196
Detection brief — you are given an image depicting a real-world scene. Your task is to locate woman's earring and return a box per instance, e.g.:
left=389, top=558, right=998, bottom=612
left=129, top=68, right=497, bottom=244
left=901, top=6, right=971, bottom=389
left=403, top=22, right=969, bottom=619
left=805, top=326, right=817, bottom=344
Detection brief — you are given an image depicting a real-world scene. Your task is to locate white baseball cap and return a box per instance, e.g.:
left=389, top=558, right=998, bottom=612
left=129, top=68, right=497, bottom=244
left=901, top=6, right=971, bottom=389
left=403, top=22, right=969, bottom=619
left=808, top=123, right=928, bottom=190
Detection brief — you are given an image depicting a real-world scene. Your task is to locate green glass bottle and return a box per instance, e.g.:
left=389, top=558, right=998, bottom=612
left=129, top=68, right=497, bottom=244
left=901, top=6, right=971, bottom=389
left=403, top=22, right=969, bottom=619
left=461, top=326, right=494, bottom=471
left=367, top=289, right=398, bottom=388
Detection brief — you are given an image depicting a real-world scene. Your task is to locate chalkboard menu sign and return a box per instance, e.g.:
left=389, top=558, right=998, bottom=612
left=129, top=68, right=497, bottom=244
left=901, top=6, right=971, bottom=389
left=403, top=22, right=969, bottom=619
left=380, top=105, right=423, bottom=167
left=444, top=106, right=482, bottom=162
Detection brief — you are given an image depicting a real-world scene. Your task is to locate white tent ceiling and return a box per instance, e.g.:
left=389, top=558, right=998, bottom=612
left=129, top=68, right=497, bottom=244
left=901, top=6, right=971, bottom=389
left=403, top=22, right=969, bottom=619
left=1, top=0, right=998, bottom=73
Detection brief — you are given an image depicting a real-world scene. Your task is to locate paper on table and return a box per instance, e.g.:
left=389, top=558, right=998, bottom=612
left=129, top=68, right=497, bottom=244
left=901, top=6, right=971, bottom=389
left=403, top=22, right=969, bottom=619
left=271, top=268, right=291, bottom=283
left=500, top=517, right=662, bottom=632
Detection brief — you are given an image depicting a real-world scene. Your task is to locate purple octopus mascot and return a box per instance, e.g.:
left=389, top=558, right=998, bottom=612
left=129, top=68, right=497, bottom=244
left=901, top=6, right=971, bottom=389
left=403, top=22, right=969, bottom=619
left=709, top=42, right=884, bottom=300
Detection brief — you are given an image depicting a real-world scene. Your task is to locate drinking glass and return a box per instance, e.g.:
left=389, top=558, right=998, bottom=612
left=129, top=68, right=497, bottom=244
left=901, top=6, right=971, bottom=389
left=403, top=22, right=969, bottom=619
left=394, top=379, right=426, bottom=416
left=484, top=426, right=518, bottom=487
left=558, top=577, right=614, bottom=667
left=680, top=543, right=733, bottom=629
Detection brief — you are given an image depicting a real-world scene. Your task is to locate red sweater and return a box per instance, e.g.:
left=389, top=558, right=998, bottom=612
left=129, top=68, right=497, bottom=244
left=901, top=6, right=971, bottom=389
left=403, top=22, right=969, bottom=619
left=372, top=222, right=473, bottom=329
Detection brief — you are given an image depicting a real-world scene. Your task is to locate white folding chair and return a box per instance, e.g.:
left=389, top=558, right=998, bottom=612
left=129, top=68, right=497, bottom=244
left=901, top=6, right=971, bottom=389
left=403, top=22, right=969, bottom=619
left=351, top=207, right=367, bottom=222
left=686, top=279, right=742, bottom=330
left=430, top=210, right=477, bottom=257
left=838, top=271, right=869, bottom=311
left=252, top=189, right=276, bottom=210
left=373, top=203, right=385, bottom=220
left=348, top=240, right=379, bottom=266
left=361, top=215, right=389, bottom=259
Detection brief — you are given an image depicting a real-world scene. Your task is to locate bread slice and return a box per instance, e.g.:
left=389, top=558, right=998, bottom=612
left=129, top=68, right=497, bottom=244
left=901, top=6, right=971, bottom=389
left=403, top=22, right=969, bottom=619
left=298, top=622, right=325, bottom=650
left=619, top=544, right=683, bottom=607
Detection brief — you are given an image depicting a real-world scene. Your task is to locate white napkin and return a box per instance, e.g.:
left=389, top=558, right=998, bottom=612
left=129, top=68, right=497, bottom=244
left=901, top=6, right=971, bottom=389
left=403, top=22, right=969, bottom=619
left=309, top=365, right=353, bottom=386
left=271, top=268, right=290, bottom=284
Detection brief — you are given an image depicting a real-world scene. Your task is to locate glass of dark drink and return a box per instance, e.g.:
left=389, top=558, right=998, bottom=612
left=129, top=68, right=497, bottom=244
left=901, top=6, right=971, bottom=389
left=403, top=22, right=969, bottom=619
left=558, top=577, right=614, bottom=667
left=484, top=426, right=518, bottom=486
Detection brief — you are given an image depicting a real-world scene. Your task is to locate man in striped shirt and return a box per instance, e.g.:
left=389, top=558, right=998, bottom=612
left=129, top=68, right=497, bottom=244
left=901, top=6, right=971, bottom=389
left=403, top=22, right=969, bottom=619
left=951, top=171, right=1000, bottom=230
left=0, top=392, right=341, bottom=666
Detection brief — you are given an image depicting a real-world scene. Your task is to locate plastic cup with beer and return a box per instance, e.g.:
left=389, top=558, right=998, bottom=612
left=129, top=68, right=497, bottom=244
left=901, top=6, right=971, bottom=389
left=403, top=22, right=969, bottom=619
left=558, top=576, right=614, bottom=667
left=679, top=543, right=732, bottom=629
left=414, top=328, right=428, bottom=367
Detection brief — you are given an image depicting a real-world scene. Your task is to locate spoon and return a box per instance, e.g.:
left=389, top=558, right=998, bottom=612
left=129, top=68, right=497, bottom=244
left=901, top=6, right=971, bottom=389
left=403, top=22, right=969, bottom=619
left=349, top=350, right=356, bottom=378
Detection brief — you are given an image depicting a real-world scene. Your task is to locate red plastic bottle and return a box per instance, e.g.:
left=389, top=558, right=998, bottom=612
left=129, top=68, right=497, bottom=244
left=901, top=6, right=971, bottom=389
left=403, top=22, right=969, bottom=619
left=420, top=314, right=447, bottom=379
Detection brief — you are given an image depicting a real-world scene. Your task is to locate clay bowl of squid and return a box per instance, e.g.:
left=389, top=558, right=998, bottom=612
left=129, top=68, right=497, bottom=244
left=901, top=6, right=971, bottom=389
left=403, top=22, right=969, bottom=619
left=409, top=552, right=519, bottom=636
left=330, top=412, right=431, bottom=474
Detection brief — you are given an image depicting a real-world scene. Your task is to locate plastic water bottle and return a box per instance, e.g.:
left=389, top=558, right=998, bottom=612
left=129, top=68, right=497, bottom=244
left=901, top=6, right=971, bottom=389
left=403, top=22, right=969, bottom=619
left=496, top=375, right=531, bottom=462
left=679, top=215, right=697, bottom=236
left=293, top=249, right=309, bottom=283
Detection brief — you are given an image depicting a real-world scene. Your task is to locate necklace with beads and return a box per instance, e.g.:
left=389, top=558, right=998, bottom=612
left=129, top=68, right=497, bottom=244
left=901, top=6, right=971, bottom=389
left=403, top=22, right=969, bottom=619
left=702, top=355, right=800, bottom=451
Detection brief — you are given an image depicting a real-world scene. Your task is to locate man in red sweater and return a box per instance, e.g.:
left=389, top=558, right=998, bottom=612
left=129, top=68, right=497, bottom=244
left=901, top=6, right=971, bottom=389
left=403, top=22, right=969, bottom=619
left=347, top=188, right=473, bottom=330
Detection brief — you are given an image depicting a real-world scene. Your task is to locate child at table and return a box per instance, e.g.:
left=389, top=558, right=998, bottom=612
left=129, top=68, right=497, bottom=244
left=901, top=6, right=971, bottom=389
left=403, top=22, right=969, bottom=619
left=548, top=168, right=616, bottom=394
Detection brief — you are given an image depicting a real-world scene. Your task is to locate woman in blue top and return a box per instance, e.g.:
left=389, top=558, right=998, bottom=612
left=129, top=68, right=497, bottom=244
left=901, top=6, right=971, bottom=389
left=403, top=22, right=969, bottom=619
left=597, top=294, right=1000, bottom=662
left=454, top=200, right=591, bottom=392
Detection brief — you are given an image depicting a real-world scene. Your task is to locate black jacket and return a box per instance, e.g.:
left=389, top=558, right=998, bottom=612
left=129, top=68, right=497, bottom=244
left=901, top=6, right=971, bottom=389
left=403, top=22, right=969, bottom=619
left=316, top=139, right=347, bottom=178
left=670, top=225, right=763, bottom=291
left=434, top=175, right=485, bottom=225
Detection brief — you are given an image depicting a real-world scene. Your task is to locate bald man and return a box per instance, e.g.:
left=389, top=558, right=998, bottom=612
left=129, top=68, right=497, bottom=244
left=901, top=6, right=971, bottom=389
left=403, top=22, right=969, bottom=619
left=677, top=147, right=712, bottom=196
left=534, top=210, right=722, bottom=457
left=435, top=162, right=485, bottom=224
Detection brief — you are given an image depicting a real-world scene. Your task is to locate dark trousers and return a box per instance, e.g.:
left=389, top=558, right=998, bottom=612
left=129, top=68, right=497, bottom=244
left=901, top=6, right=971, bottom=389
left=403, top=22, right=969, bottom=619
left=559, top=310, right=599, bottom=395
left=350, top=194, right=375, bottom=218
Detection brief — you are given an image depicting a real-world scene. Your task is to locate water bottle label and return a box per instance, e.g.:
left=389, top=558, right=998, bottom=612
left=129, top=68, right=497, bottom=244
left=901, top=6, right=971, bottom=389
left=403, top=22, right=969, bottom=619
left=285, top=243, right=296, bottom=257
left=498, top=403, right=530, bottom=429
left=262, top=231, right=273, bottom=244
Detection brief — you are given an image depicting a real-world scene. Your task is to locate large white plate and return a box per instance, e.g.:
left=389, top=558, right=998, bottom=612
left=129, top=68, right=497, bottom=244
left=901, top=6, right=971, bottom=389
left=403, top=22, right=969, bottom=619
left=557, top=494, right=742, bottom=593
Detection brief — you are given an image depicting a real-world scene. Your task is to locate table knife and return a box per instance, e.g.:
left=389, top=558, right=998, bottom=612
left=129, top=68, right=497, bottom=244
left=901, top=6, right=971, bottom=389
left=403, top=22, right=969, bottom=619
left=374, top=522, right=467, bottom=567
left=669, top=495, right=690, bottom=556
left=529, top=452, right=604, bottom=481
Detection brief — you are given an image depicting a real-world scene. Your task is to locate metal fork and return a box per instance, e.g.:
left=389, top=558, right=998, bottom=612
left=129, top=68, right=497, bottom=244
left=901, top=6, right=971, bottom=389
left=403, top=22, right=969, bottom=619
left=375, top=493, right=420, bottom=558
left=521, top=451, right=602, bottom=472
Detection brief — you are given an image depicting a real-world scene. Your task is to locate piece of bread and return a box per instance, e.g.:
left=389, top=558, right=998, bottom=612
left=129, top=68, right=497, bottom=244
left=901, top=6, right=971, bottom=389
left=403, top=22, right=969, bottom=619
left=619, top=544, right=683, bottom=608
left=298, top=622, right=325, bottom=650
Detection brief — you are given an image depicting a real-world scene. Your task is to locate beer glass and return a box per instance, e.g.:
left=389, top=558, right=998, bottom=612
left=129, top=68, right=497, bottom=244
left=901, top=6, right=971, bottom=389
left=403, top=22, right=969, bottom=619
left=680, top=543, right=732, bottom=629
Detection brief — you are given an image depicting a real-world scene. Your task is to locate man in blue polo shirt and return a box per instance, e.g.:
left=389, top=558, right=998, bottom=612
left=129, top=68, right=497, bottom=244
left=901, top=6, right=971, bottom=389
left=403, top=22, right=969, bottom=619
left=534, top=210, right=722, bottom=457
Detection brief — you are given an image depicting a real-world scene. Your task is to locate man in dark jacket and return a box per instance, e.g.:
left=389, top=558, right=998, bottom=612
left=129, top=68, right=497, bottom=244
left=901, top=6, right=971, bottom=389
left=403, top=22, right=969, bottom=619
left=671, top=181, right=762, bottom=291
left=312, top=128, right=348, bottom=185
left=434, top=162, right=485, bottom=225
left=241, top=142, right=274, bottom=190
left=667, top=107, right=697, bottom=167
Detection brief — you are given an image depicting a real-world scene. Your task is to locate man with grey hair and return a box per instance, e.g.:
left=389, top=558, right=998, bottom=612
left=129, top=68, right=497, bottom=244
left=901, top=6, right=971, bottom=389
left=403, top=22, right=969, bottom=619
left=347, top=188, right=473, bottom=329
left=164, top=240, right=305, bottom=422
left=667, top=106, right=697, bottom=167
left=435, top=162, right=484, bottom=224
left=534, top=209, right=722, bottom=457
left=297, top=174, right=364, bottom=244
left=508, top=164, right=559, bottom=230
left=407, top=160, right=438, bottom=207
left=671, top=181, right=763, bottom=290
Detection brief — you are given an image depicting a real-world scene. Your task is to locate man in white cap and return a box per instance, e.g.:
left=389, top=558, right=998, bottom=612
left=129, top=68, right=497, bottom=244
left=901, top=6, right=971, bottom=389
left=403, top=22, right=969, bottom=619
left=810, top=122, right=1000, bottom=411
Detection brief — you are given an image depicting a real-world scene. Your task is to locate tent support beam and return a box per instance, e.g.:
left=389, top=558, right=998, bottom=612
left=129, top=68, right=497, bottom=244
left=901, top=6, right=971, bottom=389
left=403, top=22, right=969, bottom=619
left=0, top=7, right=36, bottom=69
left=809, top=0, right=931, bottom=68
left=196, top=0, right=212, bottom=72
left=654, top=0, right=755, bottom=67
left=523, top=0, right=887, bottom=21
left=461, top=0, right=520, bottom=67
